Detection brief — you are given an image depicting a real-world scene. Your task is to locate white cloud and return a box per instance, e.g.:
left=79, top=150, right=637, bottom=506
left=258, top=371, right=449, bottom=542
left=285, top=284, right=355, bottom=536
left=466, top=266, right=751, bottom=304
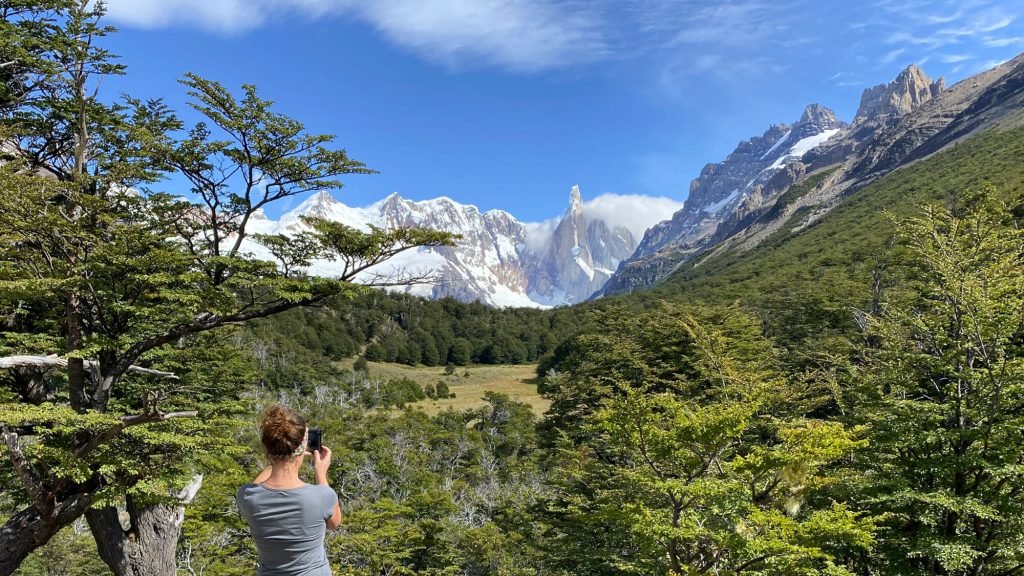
left=522, top=193, right=683, bottom=254
left=873, top=1, right=1021, bottom=80
left=582, top=193, right=684, bottom=243
left=523, top=218, right=561, bottom=255
left=351, top=0, right=608, bottom=72
left=881, top=48, right=908, bottom=64
left=103, top=0, right=267, bottom=32
left=101, top=0, right=1024, bottom=88
left=924, top=9, right=964, bottom=25
left=939, top=11, right=1014, bottom=37
left=885, top=31, right=954, bottom=48
left=939, top=53, right=972, bottom=63
left=983, top=35, right=1024, bottom=47
left=976, top=58, right=1010, bottom=72
left=102, top=0, right=609, bottom=72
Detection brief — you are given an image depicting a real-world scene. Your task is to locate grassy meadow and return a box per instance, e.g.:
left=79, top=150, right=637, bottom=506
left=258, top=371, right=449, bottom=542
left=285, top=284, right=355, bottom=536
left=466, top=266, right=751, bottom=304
left=363, top=361, right=549, bottom=416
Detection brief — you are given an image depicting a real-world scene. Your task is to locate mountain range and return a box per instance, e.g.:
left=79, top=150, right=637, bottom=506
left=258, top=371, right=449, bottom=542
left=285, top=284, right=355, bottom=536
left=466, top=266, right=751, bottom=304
left=600, top=56, right=1024, bottom=297
left=246, top=185, right=637, bottom=307
left=250, top=53, right=1024, bottom=308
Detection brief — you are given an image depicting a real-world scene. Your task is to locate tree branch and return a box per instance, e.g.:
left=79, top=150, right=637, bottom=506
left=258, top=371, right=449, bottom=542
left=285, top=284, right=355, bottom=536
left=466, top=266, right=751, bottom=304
left=114, top=291, right=337, bottom=378
left=74, top=408, right=198, bottom=459
left=0, top=355, right=179, bottom=380
left=2, top=429, right=50, bottom=511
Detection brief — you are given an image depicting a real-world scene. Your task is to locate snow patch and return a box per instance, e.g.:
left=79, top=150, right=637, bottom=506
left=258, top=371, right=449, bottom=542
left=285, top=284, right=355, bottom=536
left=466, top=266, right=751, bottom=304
left=575, top=255, right=595, bottom=281
left=760, top=130, right=792, bottom=159
left=704, top=189, right=740, bottom=214
left=767, top=129, right=840, bottom=170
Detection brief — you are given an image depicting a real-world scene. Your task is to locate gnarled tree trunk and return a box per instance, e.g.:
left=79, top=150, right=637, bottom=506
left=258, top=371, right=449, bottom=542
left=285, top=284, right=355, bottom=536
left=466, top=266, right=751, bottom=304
left=0, top=495, right=93, bottom=576
left=86, top=475, right=203, bottom=576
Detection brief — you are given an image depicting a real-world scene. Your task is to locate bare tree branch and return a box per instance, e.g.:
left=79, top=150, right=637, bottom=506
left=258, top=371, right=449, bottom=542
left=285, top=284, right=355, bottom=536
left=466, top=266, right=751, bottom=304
left=2, top=429, right=49, bottom=511
left=0, top=355, right=179, bottom=380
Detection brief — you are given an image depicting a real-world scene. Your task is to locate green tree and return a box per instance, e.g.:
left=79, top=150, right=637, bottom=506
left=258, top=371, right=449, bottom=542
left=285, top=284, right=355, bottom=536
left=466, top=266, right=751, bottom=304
left=353, top=356, right=369, bottom=373
left=853, top=187, right=1024, bottom=575
left=434, top=380, right=451, bottom=400
left=0, top=6, right=455, bottom=574
left=364, top=343, right=386, bottom=362
left=0, top=0, right=77, bottom=113
left=539, top=304, right=875, bottom=575
left=448, top=338, right=472, bottom=366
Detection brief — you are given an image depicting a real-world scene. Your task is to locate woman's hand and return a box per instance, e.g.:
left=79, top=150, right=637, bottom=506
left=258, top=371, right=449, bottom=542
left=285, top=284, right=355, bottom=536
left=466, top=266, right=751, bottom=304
left=313, top=446, right=332, bottom=485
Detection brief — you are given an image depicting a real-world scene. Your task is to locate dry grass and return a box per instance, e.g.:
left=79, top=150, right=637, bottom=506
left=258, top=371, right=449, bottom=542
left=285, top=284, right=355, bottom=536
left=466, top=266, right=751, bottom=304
left=365, top=362, right=549, bottom=416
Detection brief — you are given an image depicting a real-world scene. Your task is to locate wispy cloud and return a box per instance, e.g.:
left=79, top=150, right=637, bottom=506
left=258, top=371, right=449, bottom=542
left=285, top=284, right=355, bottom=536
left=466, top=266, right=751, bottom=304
left=881, top=48, right=909, bottom=64
left=885, top=31, right=956, bottom=49
left=924, top=9, right=964, bottom=25
left=103, top=0, right=609, bottom=72
left=983, top=35, right=1024, bottom=47
left=977, top=57, right=1010, bottom=71
left=938, top=12, right=1013, bottom=37
left=627, top=0, right=807, bottom=88
left=872, top=0, right=1021, bottom=74
left=102, top=0, right=1024, bottom=81
left=109, top=0, right=813, bottom=79
left=939, top=53, right=972, bottom=63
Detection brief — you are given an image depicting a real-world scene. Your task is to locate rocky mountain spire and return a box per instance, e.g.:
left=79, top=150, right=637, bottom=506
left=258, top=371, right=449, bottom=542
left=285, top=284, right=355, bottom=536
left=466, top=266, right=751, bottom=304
left=567, top=184, right=583, bottom=219
left=799, top=103, right=842, bottom=129
left=529, top=185, right=638, bottom=305
left=855, top=64, right=945, bottom=122
left=621, top=103, right=844, bottom=264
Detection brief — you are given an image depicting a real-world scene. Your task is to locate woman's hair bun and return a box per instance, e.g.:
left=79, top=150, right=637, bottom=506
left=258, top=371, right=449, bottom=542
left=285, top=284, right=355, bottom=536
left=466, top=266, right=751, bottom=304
left=260, top=405, right=306, bottom=459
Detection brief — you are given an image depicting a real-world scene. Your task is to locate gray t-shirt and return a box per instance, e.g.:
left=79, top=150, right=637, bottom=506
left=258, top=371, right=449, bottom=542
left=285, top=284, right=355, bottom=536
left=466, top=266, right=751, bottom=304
left=236, top=483, right=338, bottom=576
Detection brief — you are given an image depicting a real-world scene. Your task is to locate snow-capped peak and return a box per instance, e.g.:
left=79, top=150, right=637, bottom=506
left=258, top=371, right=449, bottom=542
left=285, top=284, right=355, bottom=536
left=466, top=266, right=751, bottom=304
left=295, top=190, right=340, bottom=217
left=242, top=186, right=646, bottom=308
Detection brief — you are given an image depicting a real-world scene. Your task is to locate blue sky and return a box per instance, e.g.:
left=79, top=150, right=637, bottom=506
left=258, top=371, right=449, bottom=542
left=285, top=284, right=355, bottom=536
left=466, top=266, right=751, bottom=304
left=99, top=0, right=1024, bottom=224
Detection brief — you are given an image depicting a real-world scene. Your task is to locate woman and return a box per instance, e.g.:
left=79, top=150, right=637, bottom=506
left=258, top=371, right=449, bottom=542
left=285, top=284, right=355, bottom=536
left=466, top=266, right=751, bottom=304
left=236, top=405, right=342, bottom=576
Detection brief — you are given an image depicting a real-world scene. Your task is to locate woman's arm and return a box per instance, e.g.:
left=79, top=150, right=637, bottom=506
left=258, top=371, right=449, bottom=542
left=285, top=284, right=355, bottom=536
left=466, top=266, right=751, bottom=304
left=314, top=447, right=343, bottom=529
left=326, top=499, right=342, bottom=530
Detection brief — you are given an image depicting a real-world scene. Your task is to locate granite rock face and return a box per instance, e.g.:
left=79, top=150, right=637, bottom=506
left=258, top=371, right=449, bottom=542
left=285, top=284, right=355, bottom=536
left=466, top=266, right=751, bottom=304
left=600, top=104, right=845, bottom=296
left=855, top=64, right=945, bottom=122
left=529, top=185, right=635, bottom=305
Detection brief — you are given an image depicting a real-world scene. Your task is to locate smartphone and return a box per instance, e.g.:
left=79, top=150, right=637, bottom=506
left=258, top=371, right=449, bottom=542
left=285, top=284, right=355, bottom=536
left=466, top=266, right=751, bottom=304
left=308, top=428, right=323, bottom=452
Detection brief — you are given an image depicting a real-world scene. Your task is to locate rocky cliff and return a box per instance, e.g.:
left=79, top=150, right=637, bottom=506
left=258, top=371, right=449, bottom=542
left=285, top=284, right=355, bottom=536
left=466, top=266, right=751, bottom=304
left=529, top=185, right=634, bottom=305
left=601, top=103, right=845, bottom=296
left=854, top=64, right=945, bottom=122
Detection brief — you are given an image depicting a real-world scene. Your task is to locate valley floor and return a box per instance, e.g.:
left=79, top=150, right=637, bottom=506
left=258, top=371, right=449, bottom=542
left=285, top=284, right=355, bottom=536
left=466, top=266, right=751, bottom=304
left=361, top=361, right=549, bottom=416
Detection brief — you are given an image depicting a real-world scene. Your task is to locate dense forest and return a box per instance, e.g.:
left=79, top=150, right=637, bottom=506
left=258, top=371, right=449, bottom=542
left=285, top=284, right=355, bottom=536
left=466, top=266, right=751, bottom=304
left=3, top=3, right=1024, bottom=576
left=246, top=291, right=583, bottom=373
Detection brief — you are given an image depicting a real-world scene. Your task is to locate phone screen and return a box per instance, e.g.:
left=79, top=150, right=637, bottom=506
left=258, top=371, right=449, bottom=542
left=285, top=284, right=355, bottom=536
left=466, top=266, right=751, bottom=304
left=308, top=428, right=323, bottom=452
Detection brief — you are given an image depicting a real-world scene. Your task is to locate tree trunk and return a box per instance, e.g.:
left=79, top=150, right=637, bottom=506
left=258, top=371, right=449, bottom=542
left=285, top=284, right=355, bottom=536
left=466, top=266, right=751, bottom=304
left=66, top=292, right=88, bottom=411
left=0, top=496, right=93, bottom=576
left=86, top=475, right=203, bottom=576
